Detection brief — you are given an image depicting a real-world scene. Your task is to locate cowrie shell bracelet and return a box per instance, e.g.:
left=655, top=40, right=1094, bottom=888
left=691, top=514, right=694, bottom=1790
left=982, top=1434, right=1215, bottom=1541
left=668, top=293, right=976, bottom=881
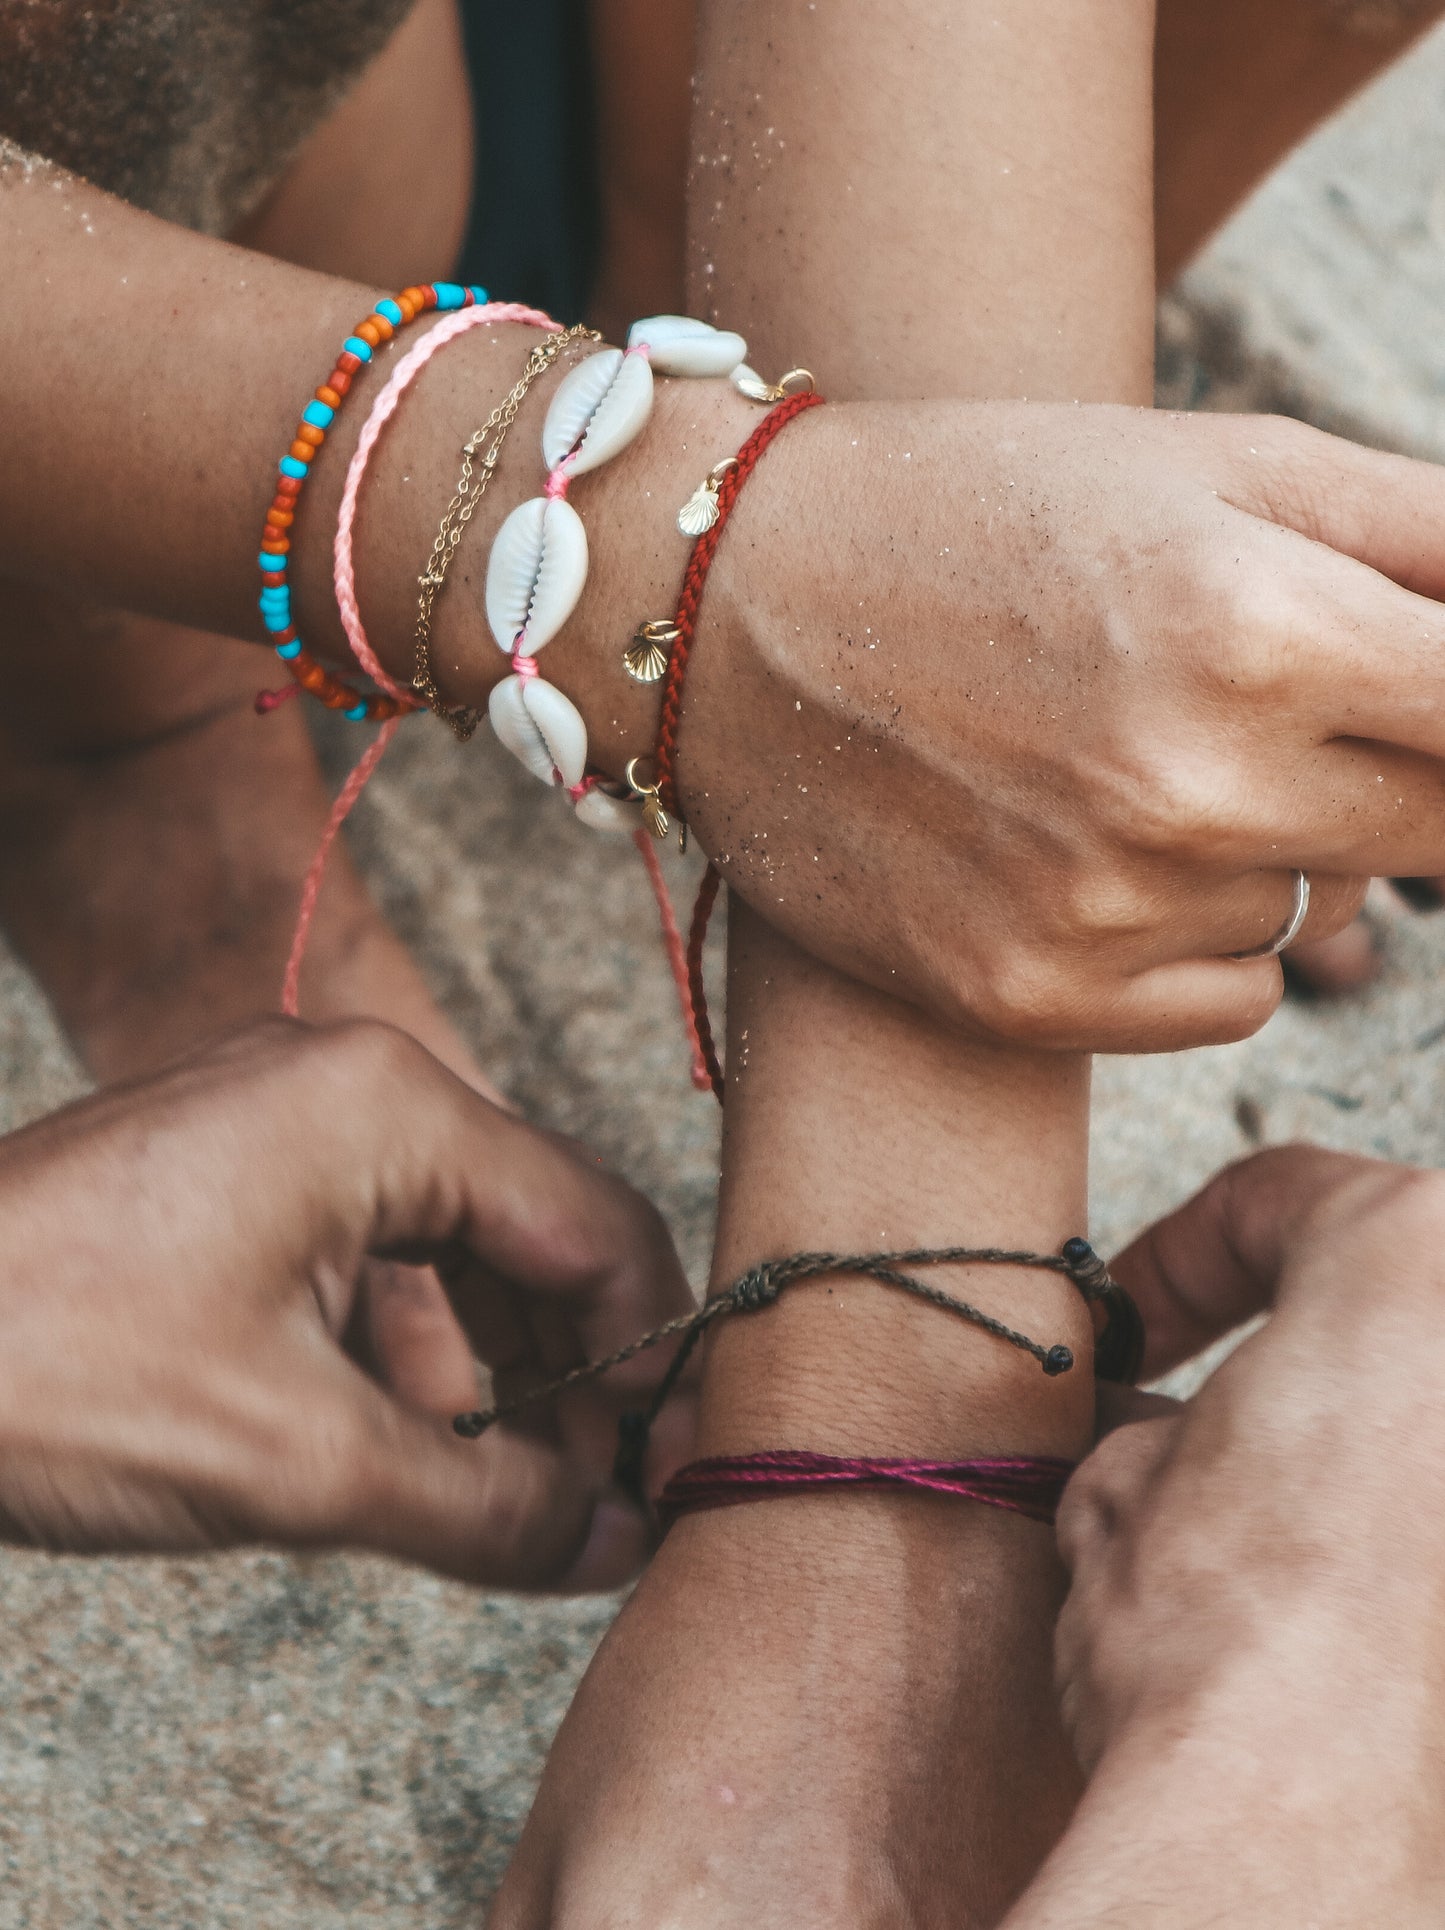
left=483, top=314, right=752, bottom=833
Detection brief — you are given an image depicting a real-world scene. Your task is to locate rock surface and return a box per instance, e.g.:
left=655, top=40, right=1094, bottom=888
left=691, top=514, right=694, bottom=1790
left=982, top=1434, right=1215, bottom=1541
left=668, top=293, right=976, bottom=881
left=7, top=30, right=1445, bottom=1924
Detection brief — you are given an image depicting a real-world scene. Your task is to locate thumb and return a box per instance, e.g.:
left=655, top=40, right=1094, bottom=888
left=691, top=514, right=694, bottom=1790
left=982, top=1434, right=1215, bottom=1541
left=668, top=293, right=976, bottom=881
left=1111, top=1144, right=1376, bottom=1379
left=338, top=1373, right=648, bottom=1591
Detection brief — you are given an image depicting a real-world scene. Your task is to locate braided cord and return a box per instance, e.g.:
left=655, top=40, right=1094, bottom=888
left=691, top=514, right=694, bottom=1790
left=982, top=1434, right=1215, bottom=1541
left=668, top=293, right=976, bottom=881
left=655, top=1449, right=1076, bottom=1532
left=452, top=1238, right=1141, bottom=1449
left=654, top=388, right=826, bottom=818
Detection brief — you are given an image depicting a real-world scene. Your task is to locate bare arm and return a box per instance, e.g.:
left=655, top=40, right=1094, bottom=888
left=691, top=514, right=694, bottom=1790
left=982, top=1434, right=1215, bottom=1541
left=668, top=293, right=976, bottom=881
left=493, top=6, right=1158, bottom=1923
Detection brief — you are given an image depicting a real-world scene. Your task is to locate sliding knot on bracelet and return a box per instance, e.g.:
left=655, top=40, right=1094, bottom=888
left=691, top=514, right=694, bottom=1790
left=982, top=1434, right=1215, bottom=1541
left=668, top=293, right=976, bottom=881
left=728, top=1262, right=788, bottom=1311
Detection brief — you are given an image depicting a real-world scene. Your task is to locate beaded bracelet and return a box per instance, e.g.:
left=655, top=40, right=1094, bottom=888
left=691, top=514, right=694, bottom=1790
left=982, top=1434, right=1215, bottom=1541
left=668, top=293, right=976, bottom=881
left=277, top=301, right=562, bottom=1019
left=254, top=280, right=490, bottom=722
left=481, top=314, right=752, bottom=834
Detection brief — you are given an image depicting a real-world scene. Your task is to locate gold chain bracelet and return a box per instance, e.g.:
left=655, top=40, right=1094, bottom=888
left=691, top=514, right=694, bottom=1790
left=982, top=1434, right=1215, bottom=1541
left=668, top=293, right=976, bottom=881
left=413, top=322, right=601, bottom=740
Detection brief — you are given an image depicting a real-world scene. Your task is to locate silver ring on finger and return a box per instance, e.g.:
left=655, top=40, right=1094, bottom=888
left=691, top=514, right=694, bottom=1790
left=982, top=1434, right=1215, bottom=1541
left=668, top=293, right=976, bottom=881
left=1231, top=869, right=1311, bottom=960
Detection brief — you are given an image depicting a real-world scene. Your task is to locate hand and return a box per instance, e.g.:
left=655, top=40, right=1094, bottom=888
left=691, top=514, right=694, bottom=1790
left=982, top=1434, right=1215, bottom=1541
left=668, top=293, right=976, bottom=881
left=1030, top=1147, right=1445, bottom=1925
left=0, top=1018, right=693, bottom=1586
left=687, top=403, right=1445, bottom=1051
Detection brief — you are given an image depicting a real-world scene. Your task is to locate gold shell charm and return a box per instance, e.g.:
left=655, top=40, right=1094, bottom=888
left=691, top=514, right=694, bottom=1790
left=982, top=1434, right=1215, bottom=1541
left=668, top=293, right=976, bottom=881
left=677, top=477, right=722, bottom=538
left=676, top=459, right=737, bottom=538
left=731, top=365, right=817, bottom=405
left=624, top=620, right=678, bottom=685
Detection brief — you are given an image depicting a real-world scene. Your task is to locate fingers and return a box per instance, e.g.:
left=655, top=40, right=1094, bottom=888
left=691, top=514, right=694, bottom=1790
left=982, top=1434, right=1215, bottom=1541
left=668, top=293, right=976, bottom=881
left=300, top=1022, right=694, bottom=1364
left=1174, top=869, right=1365, bottom=967
left=1213, top=418, right=1445, bottom=605
left=362, top=1031, right=689, bottom=1302
left=356, top=1261, right=481, bottom=1419
left=1033, top=953, right=1284, bottom=1053
left=1055, top=1409, right=1176, bottom=1578
left=1108, top=1144, right=1378, bottom=1376
left=326, top=1363, right=648, bottom=1591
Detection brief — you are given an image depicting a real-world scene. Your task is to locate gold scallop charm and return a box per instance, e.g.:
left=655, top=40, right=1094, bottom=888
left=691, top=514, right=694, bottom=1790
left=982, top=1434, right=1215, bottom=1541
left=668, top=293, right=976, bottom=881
left=624, top=620, right=678, bottom=685
left=677, top=478, right=722, bottom=538
left=676, top=459, right=738, bottom=538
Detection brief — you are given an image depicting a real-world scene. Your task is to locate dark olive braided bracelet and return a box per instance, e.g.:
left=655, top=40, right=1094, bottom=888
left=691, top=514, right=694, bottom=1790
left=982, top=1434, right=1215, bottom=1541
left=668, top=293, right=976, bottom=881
left=452, top=1239, right=1144, bottom=1501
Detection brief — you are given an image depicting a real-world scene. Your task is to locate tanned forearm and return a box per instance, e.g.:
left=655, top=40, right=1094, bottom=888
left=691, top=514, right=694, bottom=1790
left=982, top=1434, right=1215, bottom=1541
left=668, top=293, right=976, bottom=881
left=692, top=0, right=1156, bottom=1910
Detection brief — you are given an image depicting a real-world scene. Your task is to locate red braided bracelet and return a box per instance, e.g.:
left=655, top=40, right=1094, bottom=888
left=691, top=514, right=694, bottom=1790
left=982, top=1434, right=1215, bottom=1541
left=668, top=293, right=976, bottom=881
left=655, top=1450, right=1075, bottom=1533
left=654, top=387, right=824, bottom=818
left=645, top=387, right=825, bottom=1103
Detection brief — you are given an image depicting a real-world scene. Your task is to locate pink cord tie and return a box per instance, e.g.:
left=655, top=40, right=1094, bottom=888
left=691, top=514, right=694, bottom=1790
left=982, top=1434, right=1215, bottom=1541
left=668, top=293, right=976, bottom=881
left=543, top=466, right=572, bottom=500
left=511, top=650, right=540, bottom=680
left=254, top=683, right=302, bottom=713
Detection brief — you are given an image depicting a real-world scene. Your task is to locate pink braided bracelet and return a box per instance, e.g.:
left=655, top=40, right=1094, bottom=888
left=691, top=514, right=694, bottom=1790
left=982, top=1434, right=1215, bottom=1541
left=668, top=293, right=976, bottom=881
left=280, top=301, right=559, bottom=1015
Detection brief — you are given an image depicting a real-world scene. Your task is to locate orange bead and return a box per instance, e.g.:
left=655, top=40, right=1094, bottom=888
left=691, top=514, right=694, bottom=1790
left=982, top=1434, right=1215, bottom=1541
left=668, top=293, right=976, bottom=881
left=288, top=440, right=314, bottom=464
left=298, top=661, right=327, bottom=693
left=328, top=368, right=353, bottom=395
left=396, top=297, right=418, bottom=324
left=316, top=385, right=341, bottom=409
left=295, top=422, right=325, bottom=448
left=265, top=508, right=295, bottom=529
left=400, top=286, right=426, bottom=310
left=367, top=312, right=394, bottom=341
left=276, top=475, right=303, bottom=497
left=260, top=570, right=286, bottom=587
left=261, top=538, right=290, bottom=556
left=355, top=320, right=381, bottom=348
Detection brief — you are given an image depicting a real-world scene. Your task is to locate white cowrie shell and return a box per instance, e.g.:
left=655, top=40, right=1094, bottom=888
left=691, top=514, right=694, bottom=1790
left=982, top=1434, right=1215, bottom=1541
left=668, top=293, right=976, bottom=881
left=574, top=787, right=639, bottom=835
left=627, top=314, right=748, bottom=379
left=488, top=674, right=588, bottom=789
left=485, top=496, right=588, bottom=655
left=542, top=348, right=654, bottom=476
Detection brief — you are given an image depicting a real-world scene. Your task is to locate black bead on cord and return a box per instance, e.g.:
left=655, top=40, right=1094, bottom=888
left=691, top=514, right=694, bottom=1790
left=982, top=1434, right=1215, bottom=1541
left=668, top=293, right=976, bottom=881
left=452, top=1239, right=1145, bottom=1498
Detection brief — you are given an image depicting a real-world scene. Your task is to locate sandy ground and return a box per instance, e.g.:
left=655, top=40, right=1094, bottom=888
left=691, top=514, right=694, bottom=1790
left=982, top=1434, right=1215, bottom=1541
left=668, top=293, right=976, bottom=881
left=5, top=32, right=1445, bottom=1925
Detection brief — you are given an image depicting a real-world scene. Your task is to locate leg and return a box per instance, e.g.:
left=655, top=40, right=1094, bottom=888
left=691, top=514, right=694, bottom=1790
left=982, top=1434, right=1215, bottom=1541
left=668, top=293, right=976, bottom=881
left=1156, top=0, right=1445, bottom=282
left=0, top=0, right=487, bottom=1087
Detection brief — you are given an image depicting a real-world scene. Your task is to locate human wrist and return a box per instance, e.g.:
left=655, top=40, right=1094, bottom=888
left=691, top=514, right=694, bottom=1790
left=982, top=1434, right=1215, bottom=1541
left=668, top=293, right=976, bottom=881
left=697, top=907, right=1096, bottom=1463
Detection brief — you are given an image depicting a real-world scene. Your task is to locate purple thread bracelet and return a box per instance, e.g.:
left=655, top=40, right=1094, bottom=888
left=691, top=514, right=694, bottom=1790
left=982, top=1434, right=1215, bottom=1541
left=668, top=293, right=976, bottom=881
left=654, top=1448, right=1076, bottom=1533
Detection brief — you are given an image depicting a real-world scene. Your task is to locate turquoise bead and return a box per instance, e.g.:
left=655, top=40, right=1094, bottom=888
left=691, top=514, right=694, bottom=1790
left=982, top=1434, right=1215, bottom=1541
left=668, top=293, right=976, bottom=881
left=279, top=455, right=308, bottom=479
left=375, top=299, right=404, bottom=327
left=302, top=400, right=335, bottom=430
left=470, top=286, right=489, bottom=304
left=258, top=550, right=287, bottom=573
left=262, top=608, right=293, bottom=635
left=344, top=702, right=368, bottom=721
left=343, top=335, right=373, bottom=362
left=433, top=283, right=465, bottom=310
left=276, top=640, right=303, bottom=661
